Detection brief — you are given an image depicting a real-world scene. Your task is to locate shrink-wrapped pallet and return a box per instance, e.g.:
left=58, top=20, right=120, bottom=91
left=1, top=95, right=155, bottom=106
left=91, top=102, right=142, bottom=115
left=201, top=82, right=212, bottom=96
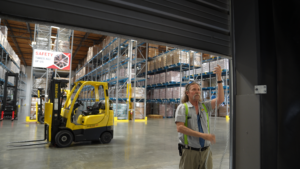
left=210, top=61, right=217, bottom=72
left=217, top=59, right=229, bottom=70
left=202, top=63, right=210, bottom=72
left=112, top=103, right=128, bottom=119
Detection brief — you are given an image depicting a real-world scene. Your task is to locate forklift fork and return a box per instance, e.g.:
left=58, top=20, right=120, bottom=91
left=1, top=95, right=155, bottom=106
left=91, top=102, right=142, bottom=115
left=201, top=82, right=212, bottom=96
left=8, top=125, right=47, bottom=147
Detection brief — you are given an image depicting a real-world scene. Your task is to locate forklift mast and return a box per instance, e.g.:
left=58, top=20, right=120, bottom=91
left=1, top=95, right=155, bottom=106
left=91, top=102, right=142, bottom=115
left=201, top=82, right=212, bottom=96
left=1, top=72, right=18, bottom=121
left=48, top=79, right=68, bottom=144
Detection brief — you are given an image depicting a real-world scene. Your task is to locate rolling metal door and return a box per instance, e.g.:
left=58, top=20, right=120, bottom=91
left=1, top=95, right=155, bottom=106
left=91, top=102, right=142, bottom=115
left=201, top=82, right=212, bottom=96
left=0, top=0, right=230, bottom=56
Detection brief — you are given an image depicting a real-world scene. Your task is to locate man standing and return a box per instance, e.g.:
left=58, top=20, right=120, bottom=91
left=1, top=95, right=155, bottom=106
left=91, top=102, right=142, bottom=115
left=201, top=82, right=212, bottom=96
left=175, top=65, right=224, bottom=169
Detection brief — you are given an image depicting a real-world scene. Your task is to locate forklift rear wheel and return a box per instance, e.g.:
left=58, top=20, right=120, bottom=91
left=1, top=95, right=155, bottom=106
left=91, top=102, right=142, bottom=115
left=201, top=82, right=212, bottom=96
left=100, top=132, right=112, bottom=144
left=55, top=130, right=73, bottom=148
left=38, top=115, right=44, bottom=124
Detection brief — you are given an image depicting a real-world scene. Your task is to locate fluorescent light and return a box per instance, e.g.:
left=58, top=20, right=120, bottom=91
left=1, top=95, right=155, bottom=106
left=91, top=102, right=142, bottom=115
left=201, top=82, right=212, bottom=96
left=51, top=36, right=57, bottom=39
left=32, top=41, right=36, bottom=45
left=51, top=26, right=60, bottom=29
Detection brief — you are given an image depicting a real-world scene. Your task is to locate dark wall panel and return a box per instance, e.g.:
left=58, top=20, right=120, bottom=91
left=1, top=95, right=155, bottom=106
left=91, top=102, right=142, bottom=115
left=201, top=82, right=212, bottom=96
left=0, top=0, right=231, bottom=56
left=272, top=0, right=300, bottom=168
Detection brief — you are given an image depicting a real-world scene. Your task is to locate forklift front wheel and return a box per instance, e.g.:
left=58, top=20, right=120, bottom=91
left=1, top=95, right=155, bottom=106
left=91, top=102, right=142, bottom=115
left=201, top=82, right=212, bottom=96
left=100, top=132, right=112, bottom=144
left=55, top=130, right=74, bottom=148
left=38, top=115, right=44, bottom=124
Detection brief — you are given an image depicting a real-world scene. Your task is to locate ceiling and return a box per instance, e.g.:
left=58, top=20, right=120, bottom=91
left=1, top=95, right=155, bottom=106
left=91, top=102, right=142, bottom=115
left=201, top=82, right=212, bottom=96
left=0, top=19, right=106, bottom=70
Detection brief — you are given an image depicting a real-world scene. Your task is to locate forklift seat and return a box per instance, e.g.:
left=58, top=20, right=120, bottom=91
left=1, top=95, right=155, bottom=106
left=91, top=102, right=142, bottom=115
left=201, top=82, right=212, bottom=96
left=82, top=101, right=105, bottom=116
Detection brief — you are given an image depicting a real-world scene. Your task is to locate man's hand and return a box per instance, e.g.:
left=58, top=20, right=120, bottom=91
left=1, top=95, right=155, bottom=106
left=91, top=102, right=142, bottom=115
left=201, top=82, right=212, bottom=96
left=214, top=65, right=222, bottom=80
left=204, top=134, right=216, bottom=144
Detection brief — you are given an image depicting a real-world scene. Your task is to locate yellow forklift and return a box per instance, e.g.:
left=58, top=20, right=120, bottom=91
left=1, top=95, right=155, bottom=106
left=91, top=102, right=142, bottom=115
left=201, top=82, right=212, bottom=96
left=10, top=79, right=114, bottom=148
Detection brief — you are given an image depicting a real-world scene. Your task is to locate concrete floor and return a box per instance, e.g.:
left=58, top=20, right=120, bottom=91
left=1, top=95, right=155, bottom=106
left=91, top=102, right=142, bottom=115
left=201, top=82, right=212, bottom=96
left=0, top=108, right=230, bottom=169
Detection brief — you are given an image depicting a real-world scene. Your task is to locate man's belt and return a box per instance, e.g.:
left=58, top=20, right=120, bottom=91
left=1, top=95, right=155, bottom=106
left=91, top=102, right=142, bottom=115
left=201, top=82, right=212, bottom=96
left=181, top=145, right=209, bottom=151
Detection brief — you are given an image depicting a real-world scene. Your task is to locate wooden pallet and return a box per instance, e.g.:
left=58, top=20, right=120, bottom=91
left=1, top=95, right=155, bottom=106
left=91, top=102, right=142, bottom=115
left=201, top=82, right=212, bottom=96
left=147, top=115, right=163, bottom=119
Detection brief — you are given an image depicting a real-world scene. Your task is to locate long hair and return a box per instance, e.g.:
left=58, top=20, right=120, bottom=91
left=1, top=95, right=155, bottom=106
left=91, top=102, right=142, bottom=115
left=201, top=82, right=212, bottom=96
left=181, top=82, right=202, bottom=103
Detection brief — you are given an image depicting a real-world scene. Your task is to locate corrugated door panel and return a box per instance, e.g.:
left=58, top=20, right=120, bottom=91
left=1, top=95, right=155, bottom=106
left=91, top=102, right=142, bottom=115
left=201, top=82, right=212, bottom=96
left=0, top=0, right=230, bottom=56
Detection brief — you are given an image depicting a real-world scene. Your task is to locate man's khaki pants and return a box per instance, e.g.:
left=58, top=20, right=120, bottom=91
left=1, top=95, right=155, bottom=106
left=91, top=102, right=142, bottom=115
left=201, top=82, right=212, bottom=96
left=179, top=147, right=212, bottom=169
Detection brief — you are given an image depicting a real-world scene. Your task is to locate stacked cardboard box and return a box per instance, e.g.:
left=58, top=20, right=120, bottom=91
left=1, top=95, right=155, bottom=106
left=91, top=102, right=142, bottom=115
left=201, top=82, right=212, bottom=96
left=202, top=53, right=211, bottom=60
left=131, top=102, right=144, bottom=119
left=159, top=88, right=166, bottom=99
left=30, top=97, right=38, bottom=119
left=148, top=47, right=159, bottom=58
left=35, top=78, right=46, bottom=89
left=131, top=87, right=145, bottom=99
left=154, top=74, right=160, bottom=84
left=218, top=105, right=230, bottom=117
left=159, top=72, right=166, bottom=84
left=146, top=103, right=152, bottom=115
left=147, top=89, right=152, bottom=99
left=173, top=50, right=189, bottom=64
left=201, top=80, right=209, bottom=88
left=166, top=71, right=181, bottom=82
left=173, top=87, right=185, bottom=99
left=166, top=104, right=174, bottom=117
left=190, top=52, right=201, bottom=67
left=159, top=104, right=166, bottom=116
left=153, top=89, right=160, bottom=99
left=166, top=88, right=173, bottom=99
left=152, top=103, right=159, bottom=114
left=158, top=45, right=166, bottom=54
left=161, top=55, right=167, bottom=68
left=147, top=75, right=153, bottom=85
left=166, top=53, right=173, bottom=66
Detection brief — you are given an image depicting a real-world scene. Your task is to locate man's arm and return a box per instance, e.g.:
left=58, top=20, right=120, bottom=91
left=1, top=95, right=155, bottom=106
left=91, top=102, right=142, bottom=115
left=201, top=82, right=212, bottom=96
left=176, top=122, right=216, bottom=143
left=211, top=65, right=224, bottom=109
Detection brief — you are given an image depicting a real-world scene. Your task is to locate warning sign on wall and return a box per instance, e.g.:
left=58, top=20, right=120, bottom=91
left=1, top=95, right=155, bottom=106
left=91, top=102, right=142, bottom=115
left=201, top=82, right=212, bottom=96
left=33, top=50, right=71, bottom=70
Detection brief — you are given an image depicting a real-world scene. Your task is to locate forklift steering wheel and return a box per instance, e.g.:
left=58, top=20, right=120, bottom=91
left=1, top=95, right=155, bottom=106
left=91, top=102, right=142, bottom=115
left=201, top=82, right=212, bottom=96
left=78, top=100, right=84, bottom=106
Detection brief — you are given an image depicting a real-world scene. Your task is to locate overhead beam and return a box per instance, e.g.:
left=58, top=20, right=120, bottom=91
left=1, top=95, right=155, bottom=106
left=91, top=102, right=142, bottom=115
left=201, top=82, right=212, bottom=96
left=5, top=26, right=100, bottom=41
left=26, top=22, right=33, bottom=42
left=3, top=20, right=27, bottom=66
left=73, top=33, right=90, bottom=58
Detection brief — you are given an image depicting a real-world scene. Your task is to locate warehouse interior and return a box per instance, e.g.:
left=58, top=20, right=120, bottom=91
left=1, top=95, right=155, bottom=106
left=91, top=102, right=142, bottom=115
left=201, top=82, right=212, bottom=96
left=0, top=1, right=300, bottom=169
left=0, top=17, right=231, bottom=169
